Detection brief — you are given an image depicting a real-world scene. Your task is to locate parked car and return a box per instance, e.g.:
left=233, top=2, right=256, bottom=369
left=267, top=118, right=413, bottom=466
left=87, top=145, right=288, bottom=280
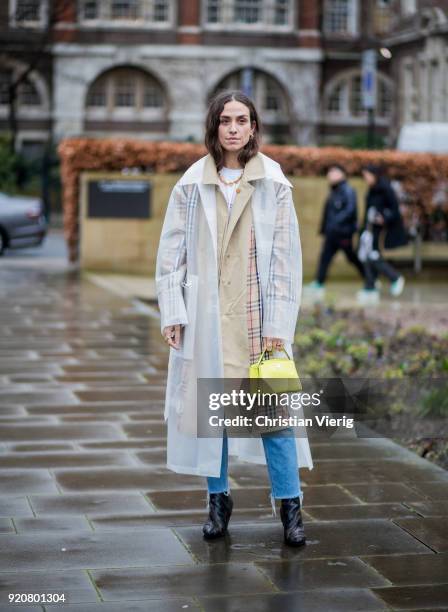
left=0, top=192, right=47, bottom=255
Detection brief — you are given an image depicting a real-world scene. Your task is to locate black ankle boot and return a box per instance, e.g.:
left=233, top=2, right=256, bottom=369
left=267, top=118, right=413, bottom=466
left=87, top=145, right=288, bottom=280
left=280, top=496, right=306, bottom=547
left=202, top=492, right=233, bottom=539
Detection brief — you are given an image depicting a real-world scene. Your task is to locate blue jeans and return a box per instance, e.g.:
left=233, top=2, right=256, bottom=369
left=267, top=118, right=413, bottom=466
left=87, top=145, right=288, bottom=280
left=206, top=427, right=303, bottom=516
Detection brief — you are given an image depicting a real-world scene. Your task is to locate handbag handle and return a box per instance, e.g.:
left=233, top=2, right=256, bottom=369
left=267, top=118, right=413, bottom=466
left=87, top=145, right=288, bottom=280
left=256, top=346, right=292, bottom=366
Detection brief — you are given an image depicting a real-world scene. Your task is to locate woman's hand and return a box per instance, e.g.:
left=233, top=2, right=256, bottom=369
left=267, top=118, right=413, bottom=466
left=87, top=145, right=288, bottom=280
left=162, top=325, right=181, bottom=350
left=263, top=337, right=284, bottom=352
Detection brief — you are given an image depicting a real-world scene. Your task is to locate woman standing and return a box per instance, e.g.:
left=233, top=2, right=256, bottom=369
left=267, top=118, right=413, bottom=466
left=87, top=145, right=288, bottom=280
left=156, top=90, right=313, bottom=547
left=357, top=164, right=407, bottom=302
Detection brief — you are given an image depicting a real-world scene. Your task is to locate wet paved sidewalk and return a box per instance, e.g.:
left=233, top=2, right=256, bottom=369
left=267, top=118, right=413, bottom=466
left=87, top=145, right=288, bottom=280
left=0, top=264, right=447, bottom=611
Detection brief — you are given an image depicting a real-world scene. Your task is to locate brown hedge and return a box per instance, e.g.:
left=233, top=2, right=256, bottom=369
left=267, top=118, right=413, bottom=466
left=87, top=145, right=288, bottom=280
left=58, top=138, right=448, bottom=263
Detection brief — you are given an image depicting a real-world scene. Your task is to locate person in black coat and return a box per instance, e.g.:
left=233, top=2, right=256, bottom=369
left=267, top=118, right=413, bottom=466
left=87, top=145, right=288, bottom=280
left=310, top=164, right=364, bottom=288
left=358, top=164, right=408, bottom=298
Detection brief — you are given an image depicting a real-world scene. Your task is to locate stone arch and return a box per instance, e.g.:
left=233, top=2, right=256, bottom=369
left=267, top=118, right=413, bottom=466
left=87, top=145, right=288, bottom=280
left=0, top=54, right=50, bottom=111
left=208, top=66, right=295, bottom=144
left=323, top=67, right=394, bottom=120
left=83, top=64, right=170, bottom=136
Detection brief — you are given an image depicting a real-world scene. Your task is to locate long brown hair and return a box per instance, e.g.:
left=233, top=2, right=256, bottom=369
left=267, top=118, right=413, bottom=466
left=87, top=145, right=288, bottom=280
left=205, top=89, right=262, bottom=171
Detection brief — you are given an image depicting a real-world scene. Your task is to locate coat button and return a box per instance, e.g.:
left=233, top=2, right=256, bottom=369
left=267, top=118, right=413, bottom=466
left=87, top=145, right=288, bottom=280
left=236, top=188, right=241, bottom=193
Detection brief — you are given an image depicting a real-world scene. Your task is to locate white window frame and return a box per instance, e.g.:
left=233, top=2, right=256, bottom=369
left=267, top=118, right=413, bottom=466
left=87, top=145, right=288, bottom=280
left=202, top=0, right=296, bottom=32
left=323, top=0, right=359, bottom=36
left=78, top=0, right=175, bottom=29
left=9, top=0, right=48, bottom=28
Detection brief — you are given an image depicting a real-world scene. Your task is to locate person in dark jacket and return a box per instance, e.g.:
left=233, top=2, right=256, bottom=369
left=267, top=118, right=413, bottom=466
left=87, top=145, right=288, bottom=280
left=308, top=164, right=364, bottom=290
left=357, top=164, right=408, bottom=301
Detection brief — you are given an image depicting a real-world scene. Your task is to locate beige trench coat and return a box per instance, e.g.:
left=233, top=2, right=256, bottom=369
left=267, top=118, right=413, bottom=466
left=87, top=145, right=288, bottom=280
left=155, top=151, right=314, bottom=478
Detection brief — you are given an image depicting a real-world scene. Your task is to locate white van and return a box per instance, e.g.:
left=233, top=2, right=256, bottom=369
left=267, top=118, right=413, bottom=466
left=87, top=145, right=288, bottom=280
left=397, top=122, right=448, bottom=153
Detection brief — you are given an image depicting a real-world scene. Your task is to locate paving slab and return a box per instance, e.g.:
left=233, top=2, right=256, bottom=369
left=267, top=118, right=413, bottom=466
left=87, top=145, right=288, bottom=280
left=362, top=553, right=448, bottom=586
left=305, top=503, right=420, bottom=521
left=29, top=493, right=154, bottom=517
left=300, top=460, right=448, bottom=486
left=0, top=570, right=98, bottom=605
left=0, top=471, right=59, bottom=496
left=393, top=517, right=448, bottom=552
left=341, top=483, right=430, bottom=504
left=372, top=584, right=448, bottom=609
left=0, top=424, right=121, bottom=443
left=13, top=516, right=93, bottom=533
left=26, top=403, right=159, bottom=416
left=0, top=497, right=34, bottom=518
left=197, top=590, right=388, bottom=611
left=53, top=467, right=204, bottom=492
left=0, top=530, right=194, bottom=571
left=7, top=444, right=76, bottom=452
left=0, top=519, right=14, bottom=533
left=255, top=556, right=389, bottom=590
left=89, top=563, right=274, bottom=601
left=0, top=391, right=77, bottom=405
left=0, top=452, right=134, bottom=469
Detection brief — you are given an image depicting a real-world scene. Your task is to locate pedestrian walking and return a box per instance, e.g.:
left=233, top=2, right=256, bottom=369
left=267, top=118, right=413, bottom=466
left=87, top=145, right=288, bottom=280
left=155, top=90, right=313, bottom=547
left=307, top=164, right=364, bottom=295
left=357, top=164, right=407, bottom=303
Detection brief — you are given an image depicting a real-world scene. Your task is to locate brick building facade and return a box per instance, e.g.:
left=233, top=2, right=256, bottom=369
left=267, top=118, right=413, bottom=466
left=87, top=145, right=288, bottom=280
left=0, top=0, right=447, bottom=157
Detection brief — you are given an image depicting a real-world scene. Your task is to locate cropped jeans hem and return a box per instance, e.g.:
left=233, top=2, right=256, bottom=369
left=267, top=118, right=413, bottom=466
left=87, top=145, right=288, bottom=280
left=205, top=427, right=303, bottom=517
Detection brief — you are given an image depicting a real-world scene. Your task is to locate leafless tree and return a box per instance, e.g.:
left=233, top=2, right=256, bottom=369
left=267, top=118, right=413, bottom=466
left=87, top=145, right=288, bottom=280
left=7, top=0, right=73, bottom=152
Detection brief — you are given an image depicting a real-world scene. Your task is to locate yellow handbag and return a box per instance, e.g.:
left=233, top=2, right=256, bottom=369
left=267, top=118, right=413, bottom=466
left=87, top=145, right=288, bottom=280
left=249, top=347, right=302, bottom=394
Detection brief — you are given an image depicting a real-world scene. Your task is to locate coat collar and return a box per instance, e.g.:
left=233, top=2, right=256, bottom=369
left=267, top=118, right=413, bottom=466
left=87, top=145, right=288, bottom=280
left=177, top=151, right=293, bottom=188
left=202, top=152, right=265, bottom=185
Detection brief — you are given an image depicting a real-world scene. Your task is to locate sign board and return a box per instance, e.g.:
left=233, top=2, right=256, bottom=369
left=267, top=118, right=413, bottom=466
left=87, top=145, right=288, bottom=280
left=362, top=49, right=377, bottom=110
left=87, top=179, right=151, bottom=219
left=241, top=67, right=254, bottom=99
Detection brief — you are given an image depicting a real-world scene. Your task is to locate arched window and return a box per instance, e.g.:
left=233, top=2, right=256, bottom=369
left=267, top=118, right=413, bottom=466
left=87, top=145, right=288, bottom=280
left=84, top=66, right=168, bottom=135
left=0, top=69, right=43, bottom=108
left=210, top=68, right=292, bottom=143
left=324, top=70, right=393, bottom=121
left=86, top=67, right=166, bottom=115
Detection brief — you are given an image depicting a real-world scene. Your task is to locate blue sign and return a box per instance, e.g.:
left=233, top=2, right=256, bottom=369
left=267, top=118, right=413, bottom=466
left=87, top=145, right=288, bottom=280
left=362, top=49, right=377, bottom=109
